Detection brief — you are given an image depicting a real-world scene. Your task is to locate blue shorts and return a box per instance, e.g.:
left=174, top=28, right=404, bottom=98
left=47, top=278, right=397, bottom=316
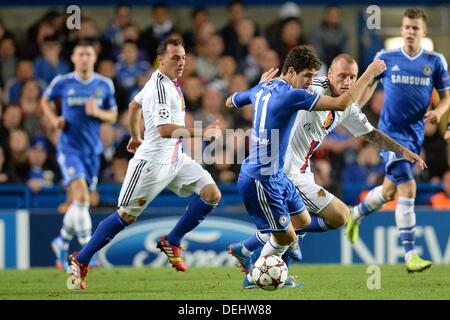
left=57, top=150, right=100, bottom=190
left=381, top=142, right=419, bottom=185
left=237, top=172, right=306, bottom=233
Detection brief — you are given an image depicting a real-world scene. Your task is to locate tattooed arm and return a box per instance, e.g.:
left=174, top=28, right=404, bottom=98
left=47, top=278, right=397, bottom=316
left=363, top=128, right=426, bottom=169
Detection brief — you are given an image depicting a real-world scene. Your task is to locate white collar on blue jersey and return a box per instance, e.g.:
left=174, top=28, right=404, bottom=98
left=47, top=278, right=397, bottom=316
left=73, top=71, right=97, bottom=84
left=401, top=46, right=424, bottom=61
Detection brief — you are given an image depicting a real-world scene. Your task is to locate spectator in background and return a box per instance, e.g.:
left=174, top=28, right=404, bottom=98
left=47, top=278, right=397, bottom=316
left=194, top=88, right=225, bottom=125
left=312, top=158, right=334, bottom=193
left=24, top=18, right=55, bottom=60
left=228, top=73, right=249, bottom=96
left=221, top=0, right=260, bottom=60
left=257, top=50, right=281, bottom=74
left=237, top=36, right=269, bottom=86
left=34, top=35, right=70, bottom=85
left=140, top=3, right=175, bottom=63
left=0, top=37, right=17, bottom=88
left=232, top=18, right=257, bottom=63
left=266, top=1, right=301, bottom=50
left=0, top=18, right=15, bottom=41
left=3, top=59, right=46, bottom=105
left=182, top=76, right=204, bottom=113
left=341, top=143, right=385, bottom=185
left=183, top=7, right=210, bottom=53
left=362, top=89, right=383, bottom=126
left=0, top=104, right=23, bottom=149
left=18, top=80, right=42, bottom=137
left=194, top=21, right=216, bottom=57
left=321, top=126, right=362, bottom=190
left=116, top=40, right=151, bottom=98
left=205, top=150, right=239, bottom=184
left=102, top=4, right=132, bottom=50
left=272, top=17, right=308, bottom=64
left=430, top=170, right=450, bottom=209
left=310, top=6, right=349, bottom=67
left=0, top=146, right=8, bottom=183
left=97, top=59, right=129, bottom=113
left=64, top=18, right=103, bottom=59
left=196, top=33, right=224, bottom=81
left=99, top=123, right=117, bottom=183
left=27, top=135, right=58, bottom=192
left=5, top=129, right=29, bottom=182
left=208, top=55, right=237, bottom=96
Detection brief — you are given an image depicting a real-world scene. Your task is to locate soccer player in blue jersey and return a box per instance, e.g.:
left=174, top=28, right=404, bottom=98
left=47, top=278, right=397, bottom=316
left=346, top=8, right=450, bottom=273
left=226, top=46, right=386, bottom=287
left=41, top=41, right=118, bottom=271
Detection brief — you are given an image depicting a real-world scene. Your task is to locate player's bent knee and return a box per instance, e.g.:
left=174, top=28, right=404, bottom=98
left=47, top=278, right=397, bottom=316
left=292, top=210, right=311, bottom=229
left=327, top=211, right=347, bottom=228
left=383, top=189, right=397, bottom=201
left=118, top=209, right=137, bottom=224
left=200, top=184, right=221, bottom=205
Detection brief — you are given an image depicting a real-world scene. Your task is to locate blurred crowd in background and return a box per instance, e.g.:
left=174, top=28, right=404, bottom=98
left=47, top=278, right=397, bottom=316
left=1, top=1, right=450, bottom=207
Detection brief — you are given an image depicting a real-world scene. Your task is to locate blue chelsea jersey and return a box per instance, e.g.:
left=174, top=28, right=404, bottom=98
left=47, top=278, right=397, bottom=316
left=44, top=72, right=117, bottom=155
left=375, top=47, right=450, bottom=146
left=232, top=79, right=320, bottom=180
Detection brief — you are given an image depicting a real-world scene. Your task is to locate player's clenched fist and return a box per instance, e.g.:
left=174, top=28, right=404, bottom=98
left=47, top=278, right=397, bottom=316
left=204, top=120, right=223, bottom=141
left=51, top=116, right=66, bottom=130
left=85, top=97, right=99, bottom=117
left=126, top=137, right=143, bottom=153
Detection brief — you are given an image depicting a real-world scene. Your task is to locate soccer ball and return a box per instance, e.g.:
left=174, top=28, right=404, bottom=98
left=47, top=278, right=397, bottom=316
left=251, top=255, right=288, bottom=291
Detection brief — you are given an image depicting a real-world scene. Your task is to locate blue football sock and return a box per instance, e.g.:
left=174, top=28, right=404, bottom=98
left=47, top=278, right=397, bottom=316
left=167, top=195, right=217, bottom=245
left=243, top=232, right=268, bottom=252
left=77, top=211, right=128, bottom=264
left=298, top=213, right=334, bottom=232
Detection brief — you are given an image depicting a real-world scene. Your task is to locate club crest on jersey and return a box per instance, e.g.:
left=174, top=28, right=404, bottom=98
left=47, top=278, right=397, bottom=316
left=422, top=65, right=432, bottom=76
left=321, top=111, right=335, bottom=130
left=279, top=215, right=288, bottom=225
left=67, top=88, right=75, bottom=96
left=317, top=189, right=326, bottom=197
left=95, top=87, right=103, bottom=97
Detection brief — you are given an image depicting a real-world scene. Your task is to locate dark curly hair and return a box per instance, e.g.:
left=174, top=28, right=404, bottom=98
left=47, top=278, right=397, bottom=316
left=281, top=46, right=322, bottom=75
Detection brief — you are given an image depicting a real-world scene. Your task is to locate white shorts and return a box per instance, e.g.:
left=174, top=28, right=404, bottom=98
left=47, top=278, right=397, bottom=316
left=287, top=170, right=334, bottom=215
left=118, top=153, right=215, bottom=216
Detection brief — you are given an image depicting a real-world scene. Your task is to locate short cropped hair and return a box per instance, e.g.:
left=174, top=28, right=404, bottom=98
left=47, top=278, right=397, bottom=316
left=404, top=8, right=427, bottom=24
left=329, top=53, right=357, bottom=70
left=156, top=38, right=184, bottom=57
left=281, top=46, right=322, bottom=75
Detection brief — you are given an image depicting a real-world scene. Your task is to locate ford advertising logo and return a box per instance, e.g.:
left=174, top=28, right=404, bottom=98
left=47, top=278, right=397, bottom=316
left=97, top=216, right=256, bottom=267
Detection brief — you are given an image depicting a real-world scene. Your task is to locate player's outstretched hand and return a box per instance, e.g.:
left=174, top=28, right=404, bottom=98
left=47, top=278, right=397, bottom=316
left=204, top=120, right=222, bottom=141
left=424, top=110, right=440, bottom=124
left=402, top=149, right=427, bottom=170
left=127, top=137, right=143, bottom=153
left=367, top=59, right=387, bottom=78
left=259, top=67, right=279, bottom=84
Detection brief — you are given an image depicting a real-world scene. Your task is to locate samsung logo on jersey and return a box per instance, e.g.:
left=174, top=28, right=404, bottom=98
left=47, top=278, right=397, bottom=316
left=67, top=97, right=103, bottom=106
left=391, top=75, right=430, bottom=86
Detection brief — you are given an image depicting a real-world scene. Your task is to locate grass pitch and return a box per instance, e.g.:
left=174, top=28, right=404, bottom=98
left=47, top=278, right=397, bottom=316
left=1, top=264, right=449, bottom=300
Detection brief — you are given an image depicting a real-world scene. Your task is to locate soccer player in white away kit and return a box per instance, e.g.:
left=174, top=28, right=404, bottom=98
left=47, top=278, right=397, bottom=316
left=66, top=38, right=222, bottom=290
left=230, top=54, right=425, bottom=280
